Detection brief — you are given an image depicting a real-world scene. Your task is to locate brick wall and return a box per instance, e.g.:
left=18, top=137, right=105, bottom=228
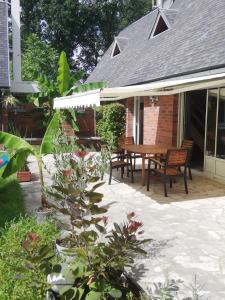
left=125, top=98, right=134, bottom=136
left=76, top=108, right=95, bottom=136
left=143, top=95, right=178, bottom=146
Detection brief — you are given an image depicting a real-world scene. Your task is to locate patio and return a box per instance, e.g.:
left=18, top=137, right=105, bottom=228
left=22, top=155, right=225, bottom=299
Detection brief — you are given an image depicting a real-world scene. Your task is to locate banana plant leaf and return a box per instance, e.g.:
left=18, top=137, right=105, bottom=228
left=40, top=111, right=61, bottom=154
left=0, top=131, right=34, bottom=152
left=2, top=148, right=33, bottom=178
left=71, top=82, right=107, bottom=94
left=57, top=51, right=71, bottom=96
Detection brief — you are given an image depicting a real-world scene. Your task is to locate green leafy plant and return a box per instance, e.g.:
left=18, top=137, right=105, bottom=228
left=31, top=50, right=106, bottom=129
left=0, top=217, right=58, bottom=300
left=0, top=111, right=61, bottom=207
left=47, top=149, right=108, bottom=243
left=48, top=212, right=150, bottom=299
left=96, top=103, right=126, bottom=150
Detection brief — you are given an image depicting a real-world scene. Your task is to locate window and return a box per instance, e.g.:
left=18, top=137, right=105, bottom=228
left=151, top=15, right=169, bottom=38
left=111, top=42, right=121, bottom=58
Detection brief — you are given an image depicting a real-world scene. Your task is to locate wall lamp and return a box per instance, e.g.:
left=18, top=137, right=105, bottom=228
left=149, top=96, right=158, bottom=106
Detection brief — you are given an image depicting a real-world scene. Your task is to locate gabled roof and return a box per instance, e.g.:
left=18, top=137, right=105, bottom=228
left=87, top=0, right=225, bottom=88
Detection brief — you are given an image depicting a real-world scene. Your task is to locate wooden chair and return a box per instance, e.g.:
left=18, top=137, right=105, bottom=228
left=123, top=136, right=142, bottom=169
left=147, top=148, right=189, bottom=197
left=109, top=154, right=134, bottom=185
left=181, top=140, right=194, bottom=180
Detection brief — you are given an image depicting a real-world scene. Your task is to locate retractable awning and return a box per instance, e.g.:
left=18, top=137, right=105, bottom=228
left=53, top=72, right=225, bottom=109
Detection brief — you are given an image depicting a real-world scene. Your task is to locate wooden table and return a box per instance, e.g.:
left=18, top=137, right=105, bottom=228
left=121, top=144, right=175, bottom=186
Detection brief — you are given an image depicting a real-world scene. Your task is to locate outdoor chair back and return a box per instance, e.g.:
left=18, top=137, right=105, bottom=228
left=147, top=148, right=189, bottom=197
left=166, top=148, right=189, bottom=168
left=181, top=139, right=194, bottom=179
left=109, top=154, right=134, bottom=185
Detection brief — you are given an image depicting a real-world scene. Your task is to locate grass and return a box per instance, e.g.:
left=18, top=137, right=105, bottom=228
left=0, top=177, right=25, bottom=228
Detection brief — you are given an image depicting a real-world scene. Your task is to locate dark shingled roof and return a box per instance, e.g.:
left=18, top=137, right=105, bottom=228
left=0, top=1, right=10, bottom=88
left=87, top=0, right=225, bottom=87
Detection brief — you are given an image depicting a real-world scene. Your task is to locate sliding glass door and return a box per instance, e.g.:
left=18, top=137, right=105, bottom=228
left=205, top=88, right=225, bottom=179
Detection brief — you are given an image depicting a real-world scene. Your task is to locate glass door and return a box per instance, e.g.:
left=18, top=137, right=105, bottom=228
left=205, top=89, right=218, bottom=157
left=205, top=88, right=225, bottom=179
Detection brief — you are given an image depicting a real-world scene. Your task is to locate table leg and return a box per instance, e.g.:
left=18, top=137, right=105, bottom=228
left=141, top=155, right=145, bottom=186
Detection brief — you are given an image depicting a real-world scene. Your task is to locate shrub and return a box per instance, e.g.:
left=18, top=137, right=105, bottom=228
left=0, top=217, right=58, bottom=300
left=0, top=177, right=25, bottom=228
left=96, top=103, right=126, bottom=150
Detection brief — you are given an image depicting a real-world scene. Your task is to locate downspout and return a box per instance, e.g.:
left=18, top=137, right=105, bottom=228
left=11, top=0, right=22, bottom=82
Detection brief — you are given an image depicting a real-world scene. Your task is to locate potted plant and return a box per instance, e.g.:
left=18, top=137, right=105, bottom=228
left=47, top=149, right=109, bottom=256
left=16, top=162, right=32, bottom=182
left=47, top=212, right=151, bottom=299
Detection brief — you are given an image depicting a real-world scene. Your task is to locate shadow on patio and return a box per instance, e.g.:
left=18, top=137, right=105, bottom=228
left=106, top=168, right=225, bottom=204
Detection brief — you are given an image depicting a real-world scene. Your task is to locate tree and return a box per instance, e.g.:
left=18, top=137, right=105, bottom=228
left=20, top=0, right=152, bottom=73
left=22, top=34, right=58, bottom=81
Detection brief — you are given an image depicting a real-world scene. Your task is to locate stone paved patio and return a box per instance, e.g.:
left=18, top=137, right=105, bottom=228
left=22, top=155, right=225, bottom=299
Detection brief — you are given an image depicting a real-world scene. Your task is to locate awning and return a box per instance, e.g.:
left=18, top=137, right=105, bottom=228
left=53, top=72, right=225, bottom=109
left=54, top=89, right=101, bottom=109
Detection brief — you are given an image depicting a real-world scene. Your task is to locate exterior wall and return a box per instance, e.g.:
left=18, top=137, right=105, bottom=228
left=143, top=95, right=178, bottom=145
left=76, top=108, right=95, bottom=137
left=125, top=97, right=134, bottom=137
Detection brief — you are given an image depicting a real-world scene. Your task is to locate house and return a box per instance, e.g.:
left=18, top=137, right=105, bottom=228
left=0, top=0, right=38, bottom=133
left=84, top=0, right=225, bottom=181
left=54, top=0, right=225, bottom=181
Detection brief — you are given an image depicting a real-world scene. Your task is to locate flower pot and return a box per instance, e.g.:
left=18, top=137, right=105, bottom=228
left=35, top=208, right=53, bottom=224
left=17, top=171, right=32, bottom=182
left=47, top=264, right=75, bottom=295
left=55, top=240, right=77, bottom=262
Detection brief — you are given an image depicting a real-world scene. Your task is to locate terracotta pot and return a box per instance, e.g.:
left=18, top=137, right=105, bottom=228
left=17, top=171, right=32, bottom=182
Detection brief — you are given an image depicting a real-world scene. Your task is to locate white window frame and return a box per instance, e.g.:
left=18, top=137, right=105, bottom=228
left=150, top=11, right=170, bottom=39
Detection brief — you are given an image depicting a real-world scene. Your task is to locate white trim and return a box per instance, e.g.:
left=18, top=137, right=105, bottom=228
left=150, top=11, right=170, bottom=39
left=111, top=40, right=121, bottom=58
left=133, top=98, right=137, bottom=142
left=177, top=93, right=184, bottom=147
left=11, top=0, right=22, bottom=82
left=133, top=97, right=141, bottom=144
left=204, top=90, right=209, bottom=169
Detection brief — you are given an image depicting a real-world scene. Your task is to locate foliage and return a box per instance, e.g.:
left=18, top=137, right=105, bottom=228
left=0, top=177, right=25, bottom=228
left=29, top=51, right=79, bottom=126
left=96, top=103, right=126, bottom=150
left=47, top=146, right=110, bottom=239
left=0, top=111, right=61, bottom=207
left=22, top=33, right=58, bottom=81
left=45, top=136, right=149, bottom=299
left=30, top=50, right=105, bottom=129
left=21, top=0, right=152, bottom=73
left=2, top=94, right=19, bottom=108
left=48, top=212, right=149, bottom=299
left=0, top=217, right=58, bottom=299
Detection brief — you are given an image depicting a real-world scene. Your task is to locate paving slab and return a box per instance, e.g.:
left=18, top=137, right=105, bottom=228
left=21, top=155, right=225, bottom=299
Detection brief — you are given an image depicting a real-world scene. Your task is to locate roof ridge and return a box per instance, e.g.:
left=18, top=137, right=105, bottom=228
left=118, top=8, right=157, bottom=36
